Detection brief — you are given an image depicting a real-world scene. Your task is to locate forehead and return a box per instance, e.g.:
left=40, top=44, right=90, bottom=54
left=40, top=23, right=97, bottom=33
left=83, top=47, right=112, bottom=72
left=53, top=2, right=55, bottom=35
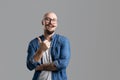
left=44, top=13, right=57, bottom=19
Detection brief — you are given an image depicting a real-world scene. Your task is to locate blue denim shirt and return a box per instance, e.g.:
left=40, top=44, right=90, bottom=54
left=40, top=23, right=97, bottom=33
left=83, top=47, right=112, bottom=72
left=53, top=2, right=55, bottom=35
left=26, top=34, right=71, bottom=80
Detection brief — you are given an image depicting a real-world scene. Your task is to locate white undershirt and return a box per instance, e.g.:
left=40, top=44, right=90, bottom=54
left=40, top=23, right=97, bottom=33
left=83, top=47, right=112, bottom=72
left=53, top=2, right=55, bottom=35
left=38, top=48, right=52, bottom=80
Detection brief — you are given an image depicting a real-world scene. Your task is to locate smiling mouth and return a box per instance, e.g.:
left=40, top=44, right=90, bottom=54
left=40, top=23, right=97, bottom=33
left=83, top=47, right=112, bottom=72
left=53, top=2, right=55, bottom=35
left=47, top=24, right=55, bottom=28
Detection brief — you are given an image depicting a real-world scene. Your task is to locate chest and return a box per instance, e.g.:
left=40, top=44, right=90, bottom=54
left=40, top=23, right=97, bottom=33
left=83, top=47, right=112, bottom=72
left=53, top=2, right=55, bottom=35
left=51, top=40, right=62, bottom=60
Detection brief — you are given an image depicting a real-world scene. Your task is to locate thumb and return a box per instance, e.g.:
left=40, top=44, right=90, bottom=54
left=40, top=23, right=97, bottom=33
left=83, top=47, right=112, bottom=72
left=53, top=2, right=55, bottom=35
left=37, top=37, right=42, bottom=43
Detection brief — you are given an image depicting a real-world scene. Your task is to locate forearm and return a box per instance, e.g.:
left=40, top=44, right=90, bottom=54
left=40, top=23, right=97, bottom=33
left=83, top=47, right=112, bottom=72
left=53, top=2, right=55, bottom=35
left=33, top=48, right=43, bottom=62
left=35, top=63, right=57, bottom=71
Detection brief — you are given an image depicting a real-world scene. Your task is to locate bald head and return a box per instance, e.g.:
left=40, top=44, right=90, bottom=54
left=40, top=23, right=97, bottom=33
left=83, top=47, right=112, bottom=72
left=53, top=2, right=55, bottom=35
left=43, top=12, right=57, bottom=20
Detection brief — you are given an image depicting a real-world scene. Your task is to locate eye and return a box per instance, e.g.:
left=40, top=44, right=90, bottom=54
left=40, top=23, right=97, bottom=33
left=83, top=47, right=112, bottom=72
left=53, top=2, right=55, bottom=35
left=44, top=17, right=57, bottom=23
left=45, top=18, right=50, bottom=21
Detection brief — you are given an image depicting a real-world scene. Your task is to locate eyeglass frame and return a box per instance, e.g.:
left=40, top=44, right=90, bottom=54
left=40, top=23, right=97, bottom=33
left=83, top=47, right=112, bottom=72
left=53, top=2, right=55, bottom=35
left=44, top=17, right=57, bottom=23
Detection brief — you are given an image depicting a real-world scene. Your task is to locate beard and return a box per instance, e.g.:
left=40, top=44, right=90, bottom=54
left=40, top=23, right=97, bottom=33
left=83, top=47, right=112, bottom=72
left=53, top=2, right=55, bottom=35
left=45, top=24, right=55, bottom=35
left=45, top=29, right=55, bottom=35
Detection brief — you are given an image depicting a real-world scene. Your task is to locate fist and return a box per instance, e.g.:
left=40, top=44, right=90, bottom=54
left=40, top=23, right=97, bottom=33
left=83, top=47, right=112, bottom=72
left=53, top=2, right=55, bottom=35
left=37, top=37, right=51, bottom=51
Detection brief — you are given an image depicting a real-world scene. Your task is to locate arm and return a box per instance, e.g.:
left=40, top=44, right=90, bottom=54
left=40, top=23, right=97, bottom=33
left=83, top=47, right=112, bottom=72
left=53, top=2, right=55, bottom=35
left=53, top=38, right=71, bottom=71
left=27, top=37, right=50, bottom=70
left=35, top=63, right=57, bottom=71
left=35, top=37, right=71, bottom=71
left=34, top=37, right=51, bottom=62
left=26, top=43, right=40, bottom=71
left=33, top=48, right=44, bottom=62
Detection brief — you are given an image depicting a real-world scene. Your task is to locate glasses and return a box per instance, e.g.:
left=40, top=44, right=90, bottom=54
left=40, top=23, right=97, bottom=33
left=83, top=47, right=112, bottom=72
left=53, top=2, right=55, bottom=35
left=44, top=17, right=57, bottom=23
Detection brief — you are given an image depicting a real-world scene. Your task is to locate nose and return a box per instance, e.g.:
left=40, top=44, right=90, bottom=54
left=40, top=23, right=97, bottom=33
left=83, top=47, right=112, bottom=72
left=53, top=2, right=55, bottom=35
left=48, top=19, right=53, bottom=24
left=49, top=19, right=52, bottom=23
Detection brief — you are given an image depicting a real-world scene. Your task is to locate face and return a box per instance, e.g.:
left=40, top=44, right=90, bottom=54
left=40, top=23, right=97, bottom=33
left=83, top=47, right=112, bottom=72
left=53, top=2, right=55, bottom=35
left=42, top=12, right=58, bottom=35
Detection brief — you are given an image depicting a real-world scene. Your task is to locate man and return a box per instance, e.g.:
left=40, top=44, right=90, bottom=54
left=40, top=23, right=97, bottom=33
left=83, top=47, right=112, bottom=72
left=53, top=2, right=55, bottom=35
left=26, top=12, right=71, bottom=80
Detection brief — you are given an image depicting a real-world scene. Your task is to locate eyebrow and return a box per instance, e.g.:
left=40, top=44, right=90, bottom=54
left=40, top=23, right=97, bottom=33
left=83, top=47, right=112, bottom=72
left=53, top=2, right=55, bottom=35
left=44, top=17, right=57, bottom=20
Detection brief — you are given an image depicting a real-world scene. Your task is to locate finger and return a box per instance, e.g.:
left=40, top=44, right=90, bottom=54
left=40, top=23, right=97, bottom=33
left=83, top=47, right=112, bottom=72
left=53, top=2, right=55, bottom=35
left=44, top=39, right=50, bottom=43
left=43, top=40, right=48, bottom=43
left=47, top=45, right=50, bottom=48
left=35, top=67, right=39, bottom=71
left=37, top=37, right=42, bottom=43
left=36, top=66, right=39, bottom=69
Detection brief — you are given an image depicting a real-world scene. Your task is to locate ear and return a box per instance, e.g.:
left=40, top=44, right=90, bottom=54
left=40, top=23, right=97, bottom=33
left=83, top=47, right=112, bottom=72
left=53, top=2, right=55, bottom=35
left=41, top=20, right=44, bottom=25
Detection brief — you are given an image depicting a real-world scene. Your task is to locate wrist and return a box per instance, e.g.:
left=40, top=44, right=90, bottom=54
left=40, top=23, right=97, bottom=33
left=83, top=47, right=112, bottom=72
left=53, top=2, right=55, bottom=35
left=36, top=48, right=44, bottom=55
left=39, top=47, right=45, bottom=52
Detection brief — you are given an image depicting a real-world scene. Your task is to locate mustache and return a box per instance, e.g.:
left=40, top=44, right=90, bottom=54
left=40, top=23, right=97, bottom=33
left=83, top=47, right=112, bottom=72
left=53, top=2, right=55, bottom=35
left=45, top=24, right=55, bottom=27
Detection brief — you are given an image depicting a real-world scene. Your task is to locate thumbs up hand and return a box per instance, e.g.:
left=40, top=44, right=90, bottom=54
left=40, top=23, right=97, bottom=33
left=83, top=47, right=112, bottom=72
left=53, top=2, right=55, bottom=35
left=37, top=37, right=51, bottom=51
left=33, top=37, right=51, bottom=62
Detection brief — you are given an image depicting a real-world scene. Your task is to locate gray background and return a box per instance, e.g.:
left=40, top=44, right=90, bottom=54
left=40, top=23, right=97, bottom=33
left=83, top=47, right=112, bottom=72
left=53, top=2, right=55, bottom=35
left=0, top=0, right=120, bottom=80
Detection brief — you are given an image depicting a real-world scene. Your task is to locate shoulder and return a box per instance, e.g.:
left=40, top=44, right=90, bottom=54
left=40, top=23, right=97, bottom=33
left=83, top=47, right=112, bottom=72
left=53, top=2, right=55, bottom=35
left=55, top=34, right=70, bottom=43
left=29, top=37, right=38, bottom=45
left=29, top=35, right=43, bottom=45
